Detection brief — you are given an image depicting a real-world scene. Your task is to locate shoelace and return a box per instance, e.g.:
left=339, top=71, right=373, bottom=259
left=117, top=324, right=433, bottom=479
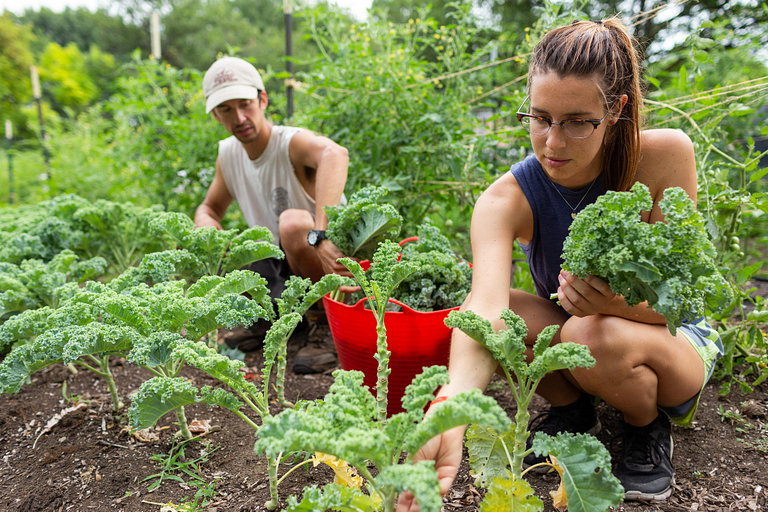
left=528, top=408, right=584, bottom=440
left=620, top=428, right=670, bottom=467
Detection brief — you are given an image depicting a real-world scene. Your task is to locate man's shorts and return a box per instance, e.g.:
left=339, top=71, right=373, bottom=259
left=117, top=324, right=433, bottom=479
left=659, top=317, right=723, bottom=428
left=245, top=256, right=293, bottom=300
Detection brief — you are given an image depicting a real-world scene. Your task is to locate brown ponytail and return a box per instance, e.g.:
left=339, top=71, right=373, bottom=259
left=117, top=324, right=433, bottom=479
left=529, top=18, right=643, bottom=191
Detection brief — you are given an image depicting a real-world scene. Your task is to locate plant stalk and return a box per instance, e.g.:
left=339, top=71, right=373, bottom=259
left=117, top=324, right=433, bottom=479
left=265, top=453, right=280, bottom=510
left=374, top=307, right=391, bottom=424
left=99, top=355, right=123, bottom=411
left=174, top=405, right=193, bottom=441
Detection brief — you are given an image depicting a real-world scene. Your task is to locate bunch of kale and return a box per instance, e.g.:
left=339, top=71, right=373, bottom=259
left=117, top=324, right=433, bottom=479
left=324, top=186, right=403, bottom=261
left=349, top=223, right=472, bottom=312
left=562, top=182, right=732, bottom=334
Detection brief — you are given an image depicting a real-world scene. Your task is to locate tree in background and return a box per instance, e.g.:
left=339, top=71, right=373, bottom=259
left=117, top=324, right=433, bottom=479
left=0, top=13, right=35, bottom=139
left=38, top=43, right=117, bottom=114
left=18, top=7, right=150, bottom=62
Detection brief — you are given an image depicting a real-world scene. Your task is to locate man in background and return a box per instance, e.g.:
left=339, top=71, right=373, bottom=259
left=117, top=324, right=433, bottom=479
left=196, top=56, right=349, bottom=373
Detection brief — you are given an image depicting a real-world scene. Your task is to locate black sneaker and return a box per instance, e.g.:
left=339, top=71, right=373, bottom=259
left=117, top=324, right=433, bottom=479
left=292, top=333, right=337, bottom=374
left=523, top=394, right=601, bottom=471
left=617, top=413, right=674, bottom=502
left=219, top=318, right=271, bottom=352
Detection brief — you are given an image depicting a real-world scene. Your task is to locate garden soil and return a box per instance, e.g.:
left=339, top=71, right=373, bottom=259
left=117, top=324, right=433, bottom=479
left=1, top=320, right=766, bottom=512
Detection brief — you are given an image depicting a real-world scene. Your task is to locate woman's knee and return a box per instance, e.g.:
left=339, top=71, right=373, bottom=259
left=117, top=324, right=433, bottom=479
left=560, top=314, right=621, bottom=361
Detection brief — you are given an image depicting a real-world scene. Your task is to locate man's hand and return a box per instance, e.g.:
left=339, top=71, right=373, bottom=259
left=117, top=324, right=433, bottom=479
left=555, top=270, right=615, bottom=317
left=315, top=240, right=360, bottom=293
left=396, top=425, right=466, bottom=512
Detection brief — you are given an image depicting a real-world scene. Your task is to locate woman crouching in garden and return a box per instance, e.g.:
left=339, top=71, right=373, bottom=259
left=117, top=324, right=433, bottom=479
left=398, top=17, right=723, bottom=509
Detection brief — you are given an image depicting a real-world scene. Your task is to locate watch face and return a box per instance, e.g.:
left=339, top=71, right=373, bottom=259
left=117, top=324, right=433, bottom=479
left=308, top=231, right=318, bottom=246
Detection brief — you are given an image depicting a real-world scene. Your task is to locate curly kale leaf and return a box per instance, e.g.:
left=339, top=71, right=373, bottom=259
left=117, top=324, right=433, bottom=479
left=149, top=212, right=196, bottom=246
left=255, top=370, right=382, bottom=465
left=0, top=342, right=63, bottom=394
left=563, top=182, right=732, bottom=334
left=393, top=252, right=472, bottom=311
left=403, top=389, right=511, bottom=457
left=531, top=432, right=624, bottom=512
left=221, top=240, right=285, bottom=275
left=172, top=339, right=260, bottom=396
left=128, top=332, right=185, bottom=368
left=325, top=186, right=403, bottom=259
left=401, top=365, right=450, bottom=417
left=138, top=249, right=204, bottom=283
left=285, top=483, right=378, bottom=512
left=0, top=307, right=55, bottom=353
left=445, top=309, right=529, bottom=377
left=376, top=462, right=443, bottom=512
left=465, top=424, right=517, bottom=488
left=128, top=377, right=242, bottom=429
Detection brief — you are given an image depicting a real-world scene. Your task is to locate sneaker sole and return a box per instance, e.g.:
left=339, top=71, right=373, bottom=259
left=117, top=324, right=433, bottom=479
left=523, top=419, right=603, bottom=474
left=622, top=437, right=675, bottom=502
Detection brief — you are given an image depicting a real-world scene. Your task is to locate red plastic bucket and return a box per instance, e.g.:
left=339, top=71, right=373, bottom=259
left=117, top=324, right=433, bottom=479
left=322, top=294, right=457, bottom=416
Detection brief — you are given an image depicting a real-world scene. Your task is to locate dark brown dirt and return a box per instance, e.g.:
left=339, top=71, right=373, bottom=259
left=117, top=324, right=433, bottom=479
left=1, top=322, right=766, bottom=512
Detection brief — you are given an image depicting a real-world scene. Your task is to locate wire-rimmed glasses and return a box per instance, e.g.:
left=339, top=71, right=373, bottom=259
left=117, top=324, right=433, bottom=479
left=516, top=96, right=611, bottom=140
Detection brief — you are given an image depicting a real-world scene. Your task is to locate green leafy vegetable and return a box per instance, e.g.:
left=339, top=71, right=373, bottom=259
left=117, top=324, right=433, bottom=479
left=325, top=186, right=403, bottom=260
left=562, top=182, right=732, bottom=334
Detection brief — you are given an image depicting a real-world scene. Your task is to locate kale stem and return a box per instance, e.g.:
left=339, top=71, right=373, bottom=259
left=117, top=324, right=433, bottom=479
left=265, top=453, right=280, bottom=510
left=99, top=355, right=123, bottom=411
left=275, top=329, right=294, bottom=408
left=276, top=458, right=314, bottom=486
left=374, top=303, right=391, bottom=424
left=174, top=405, right=193, bottom=441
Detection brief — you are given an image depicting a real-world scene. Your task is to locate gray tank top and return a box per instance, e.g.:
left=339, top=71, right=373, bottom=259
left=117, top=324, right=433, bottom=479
left=511, top=155, right=606, bottom=300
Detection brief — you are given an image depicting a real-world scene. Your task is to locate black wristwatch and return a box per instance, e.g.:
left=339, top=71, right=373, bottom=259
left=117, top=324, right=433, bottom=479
left=307, top=229, right=327, bottom=247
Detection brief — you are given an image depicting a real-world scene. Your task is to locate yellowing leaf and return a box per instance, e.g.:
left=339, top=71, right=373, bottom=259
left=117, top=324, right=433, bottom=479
left=480, top=473, right=543, bottom=512
left=549, top=456, right=568, bottom=511
left=313, top=452, right=364, bottom=489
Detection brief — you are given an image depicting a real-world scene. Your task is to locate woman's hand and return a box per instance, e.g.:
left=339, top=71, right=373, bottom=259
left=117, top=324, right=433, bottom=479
left=396, top=425, right=466, bottom=512
left=555, top=270, right=615, bottom=317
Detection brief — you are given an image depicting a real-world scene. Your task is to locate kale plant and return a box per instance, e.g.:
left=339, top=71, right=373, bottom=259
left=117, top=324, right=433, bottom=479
left=325, top=186, right=403, bottom=261
left=128, top=273, right=352, bottom=509
left=254, top=242, right=509, bottom=511
left=0, top=250, right=107, bottom=329
left=445, top=309, right=624, bottom=512
left=149, top=212, right=284, bottom=278
left=562, top=182, right=732, bottom=334
left=348, top=224, right=472, bottom=312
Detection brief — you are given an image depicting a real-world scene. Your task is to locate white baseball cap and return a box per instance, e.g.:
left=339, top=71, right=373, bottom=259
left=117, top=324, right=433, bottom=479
left=203, top=57, right=265, bottom=113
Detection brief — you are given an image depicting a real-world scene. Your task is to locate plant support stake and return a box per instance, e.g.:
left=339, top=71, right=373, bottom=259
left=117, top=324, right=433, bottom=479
left=284, top=0, right=294, bottom=118
left=30, top=65, right=52, bottom=192
left=4, top=120, right=13, bottom=204
left=151, top=11, right=161, bottom=59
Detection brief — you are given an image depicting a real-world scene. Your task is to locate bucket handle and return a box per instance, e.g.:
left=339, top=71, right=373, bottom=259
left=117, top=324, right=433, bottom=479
left=349, top=296, right=423, bottom=315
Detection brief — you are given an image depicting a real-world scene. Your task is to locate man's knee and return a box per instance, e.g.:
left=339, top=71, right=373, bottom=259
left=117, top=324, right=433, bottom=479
left=278, top=209, right=313, bottom=246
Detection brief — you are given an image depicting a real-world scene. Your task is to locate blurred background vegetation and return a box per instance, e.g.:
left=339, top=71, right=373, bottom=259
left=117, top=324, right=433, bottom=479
left=1, top=0, right=767, bottom=390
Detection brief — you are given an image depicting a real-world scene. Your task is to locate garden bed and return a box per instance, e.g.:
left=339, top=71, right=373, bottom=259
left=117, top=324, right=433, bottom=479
left=1, top=323, right=766, bottom=512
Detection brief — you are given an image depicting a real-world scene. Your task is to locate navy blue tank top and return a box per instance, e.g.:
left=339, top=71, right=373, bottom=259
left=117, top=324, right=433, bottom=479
left=511, top=155, right=606, bottom=300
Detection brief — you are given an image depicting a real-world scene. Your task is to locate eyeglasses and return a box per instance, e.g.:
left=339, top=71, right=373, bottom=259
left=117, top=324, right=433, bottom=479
left=516, top=96, right=611, bottom=140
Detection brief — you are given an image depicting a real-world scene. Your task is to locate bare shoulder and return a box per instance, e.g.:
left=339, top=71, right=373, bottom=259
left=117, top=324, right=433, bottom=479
left=474, top=171, right=533, bottom=244
left=637, top=129, right=697, bottom=200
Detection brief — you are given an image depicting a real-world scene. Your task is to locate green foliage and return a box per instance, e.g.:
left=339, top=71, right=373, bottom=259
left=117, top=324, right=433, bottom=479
left=446, top=309, right=621, bottom=510
left=325, top=186, right=403, bottom=260
left=0, top=13, right=35, bottom=139
left=479, top=474, right=542, bottom=512
left=256, top=368, right=510, bottom=512
left=285, top=482, right=379, bottom=512
left=294, top=2, right=499, bottom=237
left=150, top=212, right=283, bottom=277
left=562, top=182, right=733, bottom=335
left=531, top=433, right=624, bottom=512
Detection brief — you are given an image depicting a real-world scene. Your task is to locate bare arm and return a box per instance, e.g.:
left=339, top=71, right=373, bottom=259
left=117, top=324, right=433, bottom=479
left=194, top=156, right=233, bottom=230
left=398, top=174, right=533, bottom=512
left=288, top=130, right=350, bottom=274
